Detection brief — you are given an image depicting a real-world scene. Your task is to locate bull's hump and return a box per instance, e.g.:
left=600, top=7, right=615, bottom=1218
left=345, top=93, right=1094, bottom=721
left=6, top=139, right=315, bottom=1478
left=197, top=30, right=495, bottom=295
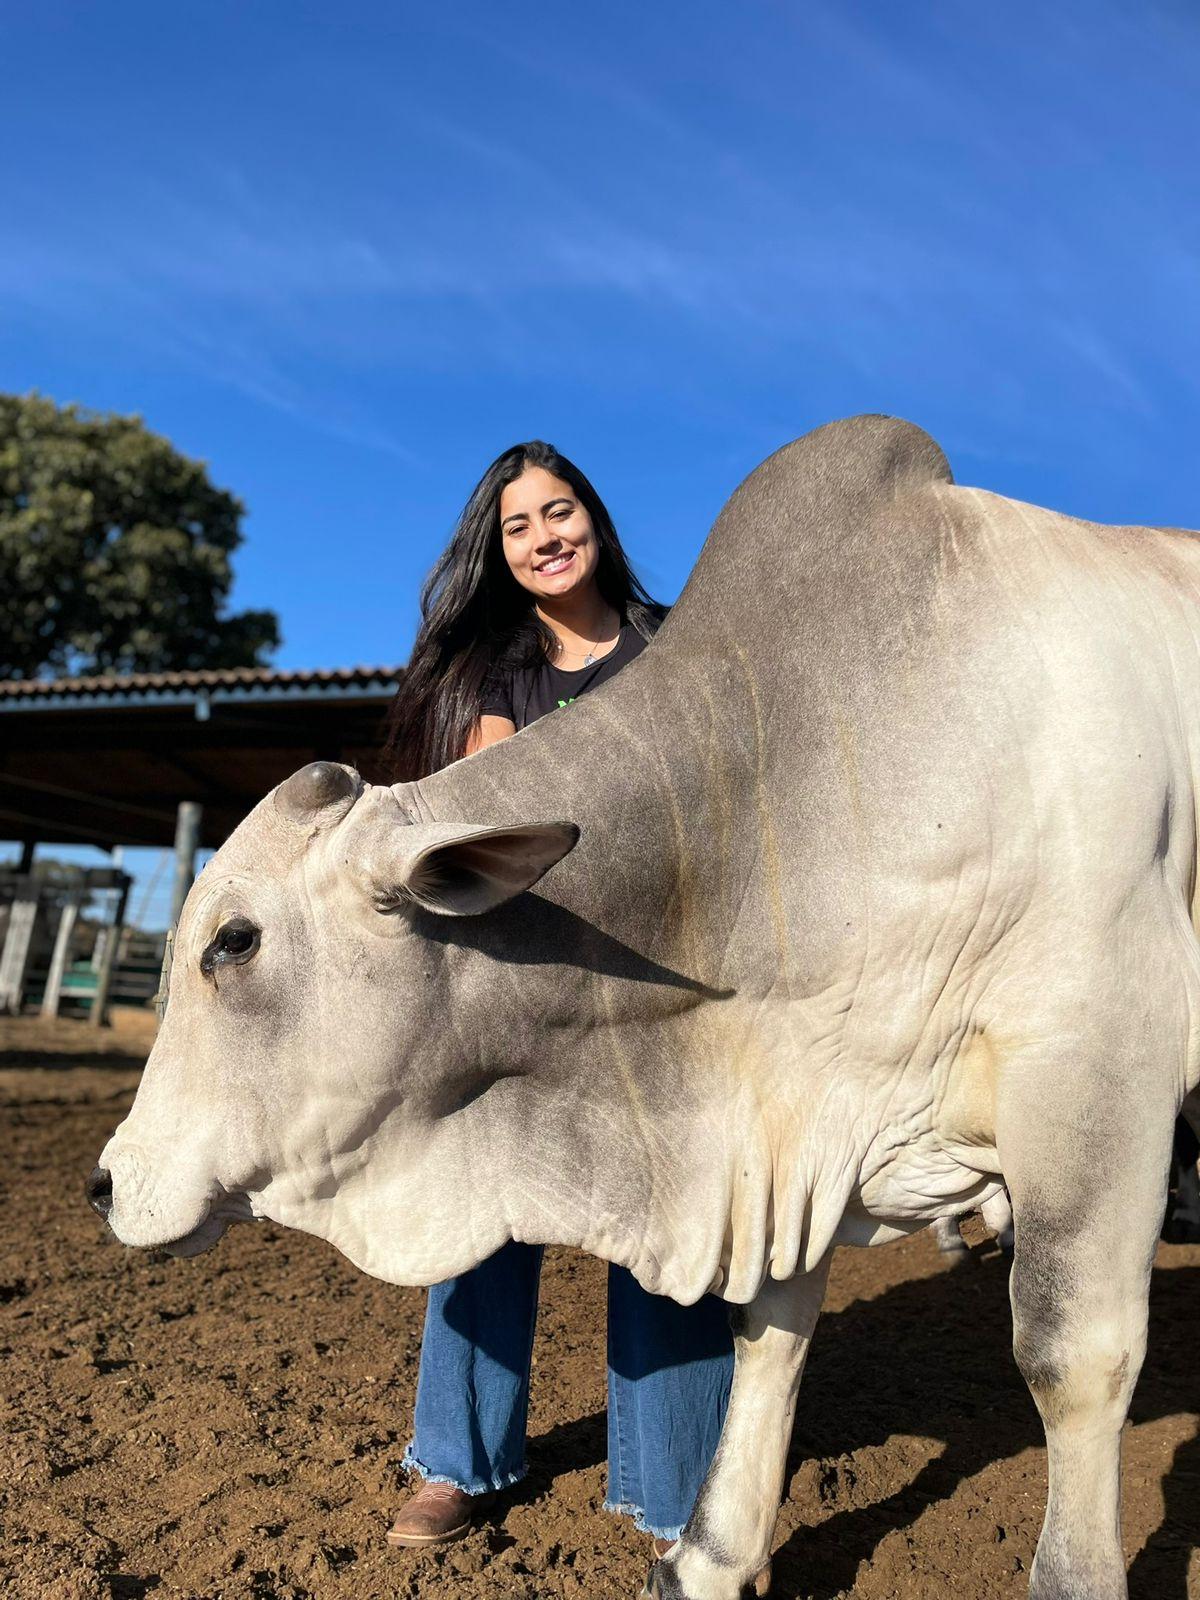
left=674, top=414, right=956, bottom=633
left=741, top=414, right=954, bottom=508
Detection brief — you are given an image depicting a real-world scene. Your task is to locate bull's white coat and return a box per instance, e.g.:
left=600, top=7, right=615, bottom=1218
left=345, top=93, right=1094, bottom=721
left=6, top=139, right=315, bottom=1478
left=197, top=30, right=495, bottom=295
left=99, top=419, right=1200, bottom=1599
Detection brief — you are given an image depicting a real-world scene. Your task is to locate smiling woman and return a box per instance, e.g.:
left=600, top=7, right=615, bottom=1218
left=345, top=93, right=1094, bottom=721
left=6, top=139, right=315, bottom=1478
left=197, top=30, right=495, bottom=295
left=379, top=442, right=745, bottom=1576
left=383, top=441, right=665, bottom=780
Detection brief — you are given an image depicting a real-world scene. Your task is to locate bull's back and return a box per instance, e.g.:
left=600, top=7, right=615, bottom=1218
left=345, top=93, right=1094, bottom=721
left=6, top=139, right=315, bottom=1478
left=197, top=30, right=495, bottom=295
left=663, top=425, right=1200, bottom=1018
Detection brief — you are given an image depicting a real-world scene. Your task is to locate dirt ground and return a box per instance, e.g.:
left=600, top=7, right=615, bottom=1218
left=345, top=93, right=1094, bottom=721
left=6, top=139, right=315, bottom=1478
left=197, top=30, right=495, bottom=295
left=1, top=1011, right=1197, bottom=1600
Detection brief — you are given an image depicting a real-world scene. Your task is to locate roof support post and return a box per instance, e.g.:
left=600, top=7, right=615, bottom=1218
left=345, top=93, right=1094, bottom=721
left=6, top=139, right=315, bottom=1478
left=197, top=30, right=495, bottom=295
left=170, top=800, right=203, bottom=929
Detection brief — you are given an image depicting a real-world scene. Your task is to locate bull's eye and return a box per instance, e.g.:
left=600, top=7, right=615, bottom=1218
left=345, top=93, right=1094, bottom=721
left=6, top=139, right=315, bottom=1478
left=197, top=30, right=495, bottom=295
left=201, top=917, right=261, bottom=978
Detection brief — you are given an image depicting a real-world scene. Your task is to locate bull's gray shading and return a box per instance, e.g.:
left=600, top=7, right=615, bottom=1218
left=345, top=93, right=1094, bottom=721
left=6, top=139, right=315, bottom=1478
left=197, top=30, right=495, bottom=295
left=96, top=416, right=1200, bottom=1599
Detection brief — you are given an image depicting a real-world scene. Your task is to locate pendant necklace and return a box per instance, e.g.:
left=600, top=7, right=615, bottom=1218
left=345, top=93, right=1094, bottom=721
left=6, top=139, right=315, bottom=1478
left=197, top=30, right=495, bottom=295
left=582, top=613, right=614, bottom=667
left=561, top=609, right=614, bottom=668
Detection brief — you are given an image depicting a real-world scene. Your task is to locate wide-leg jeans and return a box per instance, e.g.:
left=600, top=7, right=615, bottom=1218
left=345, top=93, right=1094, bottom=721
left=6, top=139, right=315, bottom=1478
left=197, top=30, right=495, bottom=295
left=403, top=1240, right=734, bottom=1539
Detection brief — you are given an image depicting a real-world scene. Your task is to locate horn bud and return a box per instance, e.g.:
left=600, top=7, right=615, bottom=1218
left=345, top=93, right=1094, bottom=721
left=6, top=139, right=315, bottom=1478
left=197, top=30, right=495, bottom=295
left=275, top=761, right=359, bottom=822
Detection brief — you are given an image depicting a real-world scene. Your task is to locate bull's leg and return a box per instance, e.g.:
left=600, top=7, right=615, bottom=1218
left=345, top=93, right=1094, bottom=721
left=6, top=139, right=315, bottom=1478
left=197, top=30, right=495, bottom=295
left=1005, top=1081, right=1174, bottom=1600
left=933, top=1213, right=970, bottom=1257
left=648, top=1257, right=831, bottom=1600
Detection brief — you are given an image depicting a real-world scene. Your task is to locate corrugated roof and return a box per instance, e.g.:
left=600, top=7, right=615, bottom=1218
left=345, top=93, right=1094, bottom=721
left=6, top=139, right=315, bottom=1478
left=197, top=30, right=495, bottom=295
left=0, top=664, right=398, bottom=846
left=0, top=664, right=402, bottom=704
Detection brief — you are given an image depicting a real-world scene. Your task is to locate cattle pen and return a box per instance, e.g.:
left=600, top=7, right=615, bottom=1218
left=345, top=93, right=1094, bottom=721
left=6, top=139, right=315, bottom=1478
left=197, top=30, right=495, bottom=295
left=0, top=665, right=400, bottom=1019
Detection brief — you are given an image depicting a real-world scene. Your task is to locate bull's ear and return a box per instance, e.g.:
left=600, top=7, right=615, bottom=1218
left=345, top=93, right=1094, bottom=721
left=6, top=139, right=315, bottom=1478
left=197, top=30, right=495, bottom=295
left=370, top=820, right=580, bottom=917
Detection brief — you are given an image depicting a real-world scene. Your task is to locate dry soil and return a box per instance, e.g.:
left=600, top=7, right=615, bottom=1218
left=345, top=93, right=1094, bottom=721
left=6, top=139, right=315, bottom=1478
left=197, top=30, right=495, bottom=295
left=1, top=1011, right=1197, bottom=1599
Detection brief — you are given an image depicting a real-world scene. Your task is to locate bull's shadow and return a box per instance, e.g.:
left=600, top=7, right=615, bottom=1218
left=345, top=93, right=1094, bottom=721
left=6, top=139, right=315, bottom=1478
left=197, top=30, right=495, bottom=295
left=503, top=1248, right=1199, bottom=1599
left=772, top=1251, right=1198, bottom=1599
left=414, top=896, right=734, bottom=1001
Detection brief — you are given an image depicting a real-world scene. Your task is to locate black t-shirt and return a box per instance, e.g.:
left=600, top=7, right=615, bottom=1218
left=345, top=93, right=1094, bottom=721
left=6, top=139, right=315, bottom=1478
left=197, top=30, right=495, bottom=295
left=481, top=618, right=659, bottom=731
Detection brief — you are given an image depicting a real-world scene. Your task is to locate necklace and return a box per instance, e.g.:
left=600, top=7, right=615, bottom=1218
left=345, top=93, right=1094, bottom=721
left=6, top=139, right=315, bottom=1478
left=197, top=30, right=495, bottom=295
left=558, top=610, right=616, bottom=667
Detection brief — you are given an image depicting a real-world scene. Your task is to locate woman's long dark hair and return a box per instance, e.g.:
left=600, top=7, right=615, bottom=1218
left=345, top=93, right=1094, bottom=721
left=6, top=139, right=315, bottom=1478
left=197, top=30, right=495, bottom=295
left=384, top=441, right=665, bottom=781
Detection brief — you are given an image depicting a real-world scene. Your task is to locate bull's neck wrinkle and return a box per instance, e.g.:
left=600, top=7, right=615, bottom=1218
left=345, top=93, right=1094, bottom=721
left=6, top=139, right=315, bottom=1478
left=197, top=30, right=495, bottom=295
left=397, top=695, right=738, bottom=1301
left=411, top=686, right=679, bottom=869
left=405, top=682, right=697, bottom=991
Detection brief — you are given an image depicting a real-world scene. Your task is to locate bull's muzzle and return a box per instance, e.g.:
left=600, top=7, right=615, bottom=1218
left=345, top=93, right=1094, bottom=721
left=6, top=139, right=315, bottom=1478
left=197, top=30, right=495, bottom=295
left=85, top=1165, right=113, bottom=1219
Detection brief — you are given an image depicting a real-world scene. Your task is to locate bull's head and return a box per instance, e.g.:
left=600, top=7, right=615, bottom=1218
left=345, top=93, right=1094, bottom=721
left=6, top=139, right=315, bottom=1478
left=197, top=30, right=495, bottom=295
left=88, top=762, right=579, bottom=1283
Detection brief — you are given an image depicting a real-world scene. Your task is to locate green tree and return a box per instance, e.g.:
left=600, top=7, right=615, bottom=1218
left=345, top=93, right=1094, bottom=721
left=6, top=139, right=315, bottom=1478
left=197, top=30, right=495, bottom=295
left=0, top=392, right=280, bottom=679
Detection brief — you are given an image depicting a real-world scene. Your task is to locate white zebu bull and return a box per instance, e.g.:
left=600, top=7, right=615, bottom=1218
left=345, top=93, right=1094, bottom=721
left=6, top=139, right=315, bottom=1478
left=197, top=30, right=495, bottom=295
left=91, top=417, right=1200, bottom=1600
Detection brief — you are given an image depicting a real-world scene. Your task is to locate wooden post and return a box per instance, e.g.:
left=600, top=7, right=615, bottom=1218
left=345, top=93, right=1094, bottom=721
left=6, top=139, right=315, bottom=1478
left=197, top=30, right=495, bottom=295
left=0, top=878, right=39, bottom=1015
left=41, top=888, right=83, bottom=1019
left=90, top=877, right=131, bottom=1029
left=170, top=801, right=203, bottom=928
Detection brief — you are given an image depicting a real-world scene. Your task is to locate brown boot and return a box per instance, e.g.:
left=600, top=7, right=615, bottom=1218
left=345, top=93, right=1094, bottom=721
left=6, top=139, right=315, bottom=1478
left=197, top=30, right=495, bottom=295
left=386, top=1482, right=496, bottom=1548
left=648, top=1538, right=772, bottom=1597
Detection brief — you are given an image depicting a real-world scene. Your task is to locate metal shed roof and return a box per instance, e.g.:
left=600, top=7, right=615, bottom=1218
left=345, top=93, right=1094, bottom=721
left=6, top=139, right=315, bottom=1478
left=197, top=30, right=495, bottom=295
left=0, top=665, right=402, bottom=851
left=0, top=663, right=398, bottom=709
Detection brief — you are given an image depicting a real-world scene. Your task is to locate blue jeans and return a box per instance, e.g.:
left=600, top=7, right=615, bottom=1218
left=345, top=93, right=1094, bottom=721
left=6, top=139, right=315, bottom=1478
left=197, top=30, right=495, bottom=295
left=403, top=1241, right=734, bottom=1539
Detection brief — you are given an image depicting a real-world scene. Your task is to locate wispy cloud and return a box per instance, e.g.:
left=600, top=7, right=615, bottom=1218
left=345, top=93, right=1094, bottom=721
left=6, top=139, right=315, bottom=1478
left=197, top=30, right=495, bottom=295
left=151, top=317, right=418, bottom=460
left=1049, top=319, right=1155, bottom=418
left=4, top=0, right=1196, bottom=459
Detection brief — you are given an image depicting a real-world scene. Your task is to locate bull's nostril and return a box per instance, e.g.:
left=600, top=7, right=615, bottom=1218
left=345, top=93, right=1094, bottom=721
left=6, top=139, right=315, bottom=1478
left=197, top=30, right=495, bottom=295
left=85, top=1165, right=114, bottom=1218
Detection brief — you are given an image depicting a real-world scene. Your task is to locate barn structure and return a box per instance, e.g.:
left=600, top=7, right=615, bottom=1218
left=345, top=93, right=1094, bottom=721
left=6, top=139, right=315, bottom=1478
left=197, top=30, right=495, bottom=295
left=0, top=664, right=400, bottom=1018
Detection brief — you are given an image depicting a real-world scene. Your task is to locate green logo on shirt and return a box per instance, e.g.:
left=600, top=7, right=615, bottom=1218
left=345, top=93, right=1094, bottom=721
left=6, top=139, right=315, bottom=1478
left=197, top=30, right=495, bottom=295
left=556, top=697, right=577, bottom=708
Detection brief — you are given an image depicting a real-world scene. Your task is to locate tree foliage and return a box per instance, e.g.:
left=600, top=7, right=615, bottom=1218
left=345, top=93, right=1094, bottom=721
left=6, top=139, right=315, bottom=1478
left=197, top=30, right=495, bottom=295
left=0, top=393, right=280, bottom=679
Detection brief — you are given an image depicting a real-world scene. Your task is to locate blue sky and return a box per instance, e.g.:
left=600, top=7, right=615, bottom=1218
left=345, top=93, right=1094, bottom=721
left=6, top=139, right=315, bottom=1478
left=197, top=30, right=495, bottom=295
left=3, top=0, right=1200, bottom=922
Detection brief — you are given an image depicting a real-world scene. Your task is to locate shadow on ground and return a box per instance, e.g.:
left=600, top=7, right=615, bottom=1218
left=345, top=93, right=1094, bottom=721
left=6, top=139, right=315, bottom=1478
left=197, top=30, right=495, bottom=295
left=755, top=1249, right=1198, bottom=1599
left=0, top=1047, right=148, bottom=1073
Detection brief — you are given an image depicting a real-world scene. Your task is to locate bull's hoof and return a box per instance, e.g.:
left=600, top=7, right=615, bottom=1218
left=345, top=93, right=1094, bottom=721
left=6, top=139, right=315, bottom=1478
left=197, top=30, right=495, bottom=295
left=640, top=1559, right=772, bottom=1598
